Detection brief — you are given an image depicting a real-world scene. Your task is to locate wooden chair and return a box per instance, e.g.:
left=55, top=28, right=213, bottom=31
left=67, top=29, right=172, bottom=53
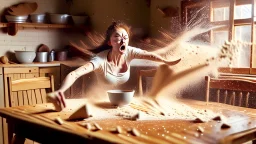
left=205, top=76, right=256, bottom=107
left=137, top=69, right=157, bottom=96
left=7, top=75, right=54, bottom=144
left=7, top=76, right=55, bottom=107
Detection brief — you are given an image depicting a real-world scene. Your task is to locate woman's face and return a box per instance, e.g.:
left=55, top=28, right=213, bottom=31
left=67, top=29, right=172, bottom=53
left=109, top=28, right=129, bottom=55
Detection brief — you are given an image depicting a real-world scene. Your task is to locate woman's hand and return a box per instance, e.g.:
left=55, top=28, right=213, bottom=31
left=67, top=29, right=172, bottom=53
left=47, top=90, right=66, bottom=111
left=164, top=58, right=181, bottom=65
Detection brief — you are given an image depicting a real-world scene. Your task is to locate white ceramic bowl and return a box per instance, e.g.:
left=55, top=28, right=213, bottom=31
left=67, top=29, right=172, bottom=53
left=107, top=90, right=135, bottom=106
left=71, top=15, right=88, bottom=25
left=15, top=51, right=36, bottom=63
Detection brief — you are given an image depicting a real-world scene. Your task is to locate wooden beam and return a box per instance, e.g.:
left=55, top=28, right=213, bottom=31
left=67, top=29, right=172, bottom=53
left=251, top=0, right=256, bottom=69
left=234, top=18, right=252, bottom=25
left=229, top=0, right=235, bottom=41
left=211, top=1, right=229, bottom=8
left=218, top=67, right=250, bottom=74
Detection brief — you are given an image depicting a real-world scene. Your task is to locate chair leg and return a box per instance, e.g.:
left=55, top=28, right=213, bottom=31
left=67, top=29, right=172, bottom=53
left=138, top=75, right=143, bottom=96
left=205, top=76, right=210, bottom=105
left=11, top=134, right=25, bottom=144
left=7, top=120, right=14, bottom=144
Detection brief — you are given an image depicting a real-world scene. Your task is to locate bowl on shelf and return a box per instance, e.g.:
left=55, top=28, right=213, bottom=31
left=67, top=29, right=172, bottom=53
left=71, top=15, right=88, bottom=25
left=15, top=51, right=36, bottom=63
left=5, top=15, right=28, bottom=23
left=30, top=14, right=46, bottom=23
left=49, top=14, right=70, bottom=24
left=107, top=90, right=135, bottom=106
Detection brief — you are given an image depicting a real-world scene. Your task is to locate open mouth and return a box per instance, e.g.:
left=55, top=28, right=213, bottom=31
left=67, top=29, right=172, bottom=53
left=120, top=45, right=126, bottom=51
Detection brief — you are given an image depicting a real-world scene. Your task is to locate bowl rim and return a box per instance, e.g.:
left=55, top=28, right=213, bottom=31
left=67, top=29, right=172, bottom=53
left=72, top=15, right=88, bottom=18
left=30, top=13, right=46, bottom=16
left=15, top=51, right=36, bottom=53
left=107, top=90, right=135, bottom=93
left=49, top=13, right=70, bottom=16
left=5, top=15, right=28, bottom=18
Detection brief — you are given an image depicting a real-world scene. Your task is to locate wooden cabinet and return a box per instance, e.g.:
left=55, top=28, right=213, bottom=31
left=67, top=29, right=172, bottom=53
left=0, top=64, right=60, bottom=144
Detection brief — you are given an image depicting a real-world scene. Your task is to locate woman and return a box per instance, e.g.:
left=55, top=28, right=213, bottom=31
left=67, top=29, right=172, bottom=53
left=48, top=21, right=181, bottom=110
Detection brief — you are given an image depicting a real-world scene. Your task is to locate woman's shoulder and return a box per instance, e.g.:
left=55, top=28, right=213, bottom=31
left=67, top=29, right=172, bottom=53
left=127, top=45, right=139, bottom=50
left=127, top=45, right=145, bottom=54
left=95, top=49, right=110, bottom=58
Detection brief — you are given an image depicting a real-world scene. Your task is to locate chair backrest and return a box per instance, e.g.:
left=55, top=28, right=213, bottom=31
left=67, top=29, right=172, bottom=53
left=137, top=69, right=157, bottom=96
left=205, top=76, right=256, bottom=107
left=7, top=75, right=54, bottom=107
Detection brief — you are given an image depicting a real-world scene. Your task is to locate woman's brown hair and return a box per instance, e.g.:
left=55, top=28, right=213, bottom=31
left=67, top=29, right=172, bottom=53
left=92, top=21, right=131, bottom=53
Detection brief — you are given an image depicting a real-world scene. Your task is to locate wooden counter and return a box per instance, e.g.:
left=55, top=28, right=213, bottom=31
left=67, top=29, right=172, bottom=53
left=0, top=98, right=255, bottom=144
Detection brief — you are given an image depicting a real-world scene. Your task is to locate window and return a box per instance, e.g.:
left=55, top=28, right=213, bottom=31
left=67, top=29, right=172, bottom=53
left=182, top=0, right=256, bottom=69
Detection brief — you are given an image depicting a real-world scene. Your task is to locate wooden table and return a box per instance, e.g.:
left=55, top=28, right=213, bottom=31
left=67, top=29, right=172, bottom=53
left=0, top=98, right=255, bottom=144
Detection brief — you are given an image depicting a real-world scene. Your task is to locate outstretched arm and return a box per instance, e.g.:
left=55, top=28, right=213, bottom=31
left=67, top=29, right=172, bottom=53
left=59, top=62, right=94, bottom=92
left=135, top=50, right=181, bottom=65
left=47, top=62, right=94, bottom=111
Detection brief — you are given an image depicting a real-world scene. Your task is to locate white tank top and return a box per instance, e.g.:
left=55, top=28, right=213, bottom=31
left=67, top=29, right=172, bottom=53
left=90, top=46, right=145, bottom=85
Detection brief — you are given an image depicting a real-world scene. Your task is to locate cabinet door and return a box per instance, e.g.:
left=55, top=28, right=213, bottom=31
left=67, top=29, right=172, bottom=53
left=39, top=67, right=60, bottom=91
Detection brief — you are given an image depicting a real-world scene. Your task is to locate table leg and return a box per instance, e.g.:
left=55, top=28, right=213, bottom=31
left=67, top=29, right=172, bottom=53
left=7, top=120, right=14, bottom=144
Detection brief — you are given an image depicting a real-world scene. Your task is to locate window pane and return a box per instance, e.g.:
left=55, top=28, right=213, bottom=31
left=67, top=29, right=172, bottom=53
left=234, top=25, right=251, bottom=67
left=213, top=7, right=230, bottom=21
left=212, top=30, right=228, bottom=47
left=235, top=4, right=252, bottom=19
left=253, top=26, right=256, bottom=68
left=236, top=44, right=250, bottom=67
left=235, top=25, right=251, bottom=42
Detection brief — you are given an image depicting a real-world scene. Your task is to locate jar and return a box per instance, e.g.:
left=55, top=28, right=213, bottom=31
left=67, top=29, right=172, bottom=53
left=48, top=50, right=55, bottom=62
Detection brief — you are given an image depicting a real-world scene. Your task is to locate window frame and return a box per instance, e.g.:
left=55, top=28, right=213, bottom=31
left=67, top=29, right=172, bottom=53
left=181, top=0, right=256, bottom=74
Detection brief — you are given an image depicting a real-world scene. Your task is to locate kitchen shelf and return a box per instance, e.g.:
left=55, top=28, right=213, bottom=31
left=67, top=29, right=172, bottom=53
left=0, top=22, right=81, bottom=36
